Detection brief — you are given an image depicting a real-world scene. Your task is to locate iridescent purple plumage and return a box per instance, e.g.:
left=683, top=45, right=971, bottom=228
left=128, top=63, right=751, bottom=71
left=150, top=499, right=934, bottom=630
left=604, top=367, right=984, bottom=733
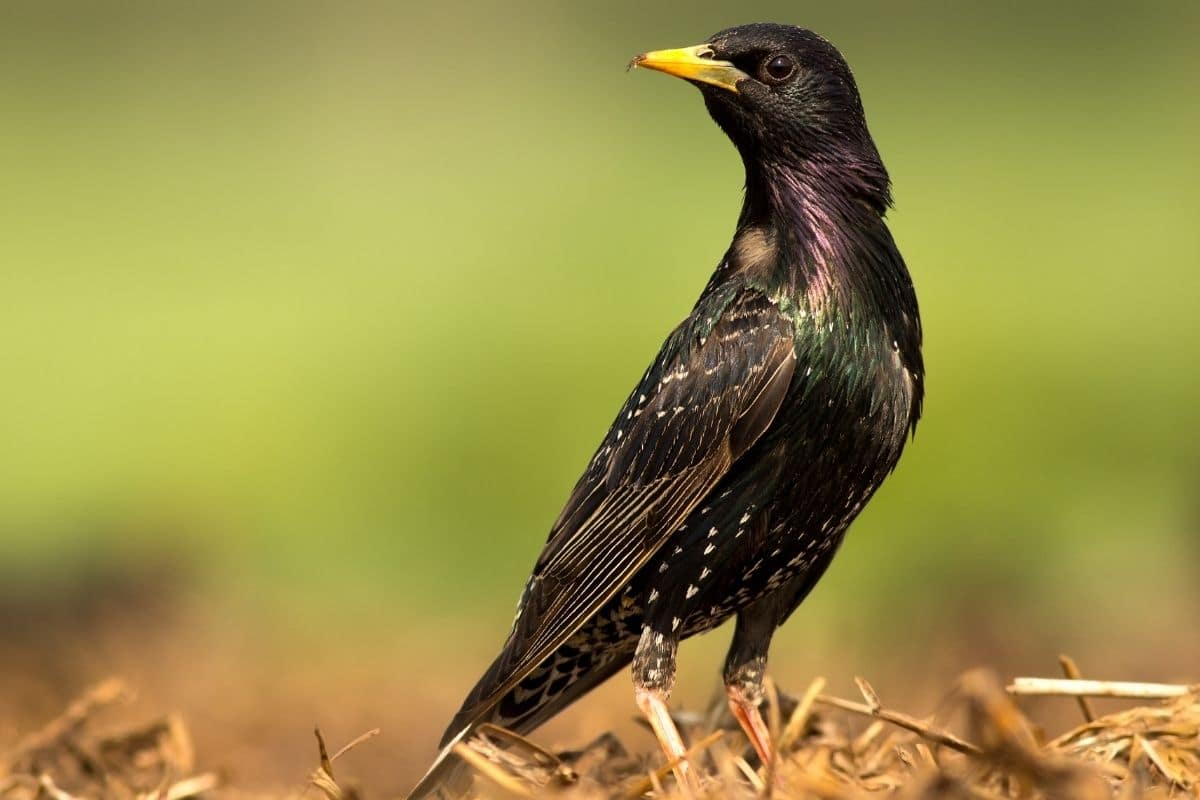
left=409, top=23, right=923, bottom=798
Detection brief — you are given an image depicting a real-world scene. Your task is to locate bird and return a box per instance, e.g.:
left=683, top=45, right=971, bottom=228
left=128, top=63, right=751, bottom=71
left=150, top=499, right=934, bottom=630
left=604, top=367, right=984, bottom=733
left=407, top=22, right=923, bottom=797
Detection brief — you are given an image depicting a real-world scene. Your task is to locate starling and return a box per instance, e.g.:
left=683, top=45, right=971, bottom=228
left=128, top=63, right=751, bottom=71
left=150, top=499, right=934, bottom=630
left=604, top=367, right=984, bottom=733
left=408, top=23, right=923, bottom=797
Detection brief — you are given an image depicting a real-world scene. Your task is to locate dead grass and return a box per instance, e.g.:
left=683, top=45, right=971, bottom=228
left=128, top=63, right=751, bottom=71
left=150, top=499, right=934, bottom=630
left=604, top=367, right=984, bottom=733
left=3, top=660, right=1198, bottom=800
left=0, top=679, right=217, bottom=800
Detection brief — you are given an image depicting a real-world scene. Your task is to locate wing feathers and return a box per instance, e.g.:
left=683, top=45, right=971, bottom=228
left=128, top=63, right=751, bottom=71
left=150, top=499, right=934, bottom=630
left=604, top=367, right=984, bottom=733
left=731, top=346, right=796, bottom=458
left=442, top=289, right=795, bottom=739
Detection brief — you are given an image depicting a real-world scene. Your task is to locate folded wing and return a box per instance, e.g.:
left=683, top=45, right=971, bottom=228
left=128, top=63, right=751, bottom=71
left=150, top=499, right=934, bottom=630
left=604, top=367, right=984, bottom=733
left=441, top=287, right=796, bottom=744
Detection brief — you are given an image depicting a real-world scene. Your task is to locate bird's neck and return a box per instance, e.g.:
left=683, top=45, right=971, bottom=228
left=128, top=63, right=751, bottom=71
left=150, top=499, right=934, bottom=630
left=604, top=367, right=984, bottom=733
left=726, top=156, right=900, bottom=313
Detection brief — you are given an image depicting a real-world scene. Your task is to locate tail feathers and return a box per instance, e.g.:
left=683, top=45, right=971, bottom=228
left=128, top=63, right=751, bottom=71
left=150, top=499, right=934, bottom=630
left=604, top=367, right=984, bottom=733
left=411, top=649, right=636, bottom=798
left=404, top=727, right=475, bottom=800
left=409, top=693, right=570, bottom=799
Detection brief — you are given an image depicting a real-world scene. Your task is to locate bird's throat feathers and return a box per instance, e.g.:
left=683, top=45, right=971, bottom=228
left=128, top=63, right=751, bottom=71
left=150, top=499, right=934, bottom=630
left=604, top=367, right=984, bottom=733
left=730, top=156, right=903, bottom=319
left=717, top=154, right=923, bottom=415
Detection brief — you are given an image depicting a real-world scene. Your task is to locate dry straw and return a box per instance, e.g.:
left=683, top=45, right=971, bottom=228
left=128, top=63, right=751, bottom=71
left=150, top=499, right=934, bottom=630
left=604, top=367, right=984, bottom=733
left=2, top=658, right=1197, bottom=800
left=455, top=659, right=1199, bottom=800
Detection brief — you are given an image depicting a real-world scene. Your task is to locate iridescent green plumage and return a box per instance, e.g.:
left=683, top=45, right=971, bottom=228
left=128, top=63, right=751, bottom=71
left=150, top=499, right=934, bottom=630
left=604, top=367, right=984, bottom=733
left=409, top=23, right=923, bottom=798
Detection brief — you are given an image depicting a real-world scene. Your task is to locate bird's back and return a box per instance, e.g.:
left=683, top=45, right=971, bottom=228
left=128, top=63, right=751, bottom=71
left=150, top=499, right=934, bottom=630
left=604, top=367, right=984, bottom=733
left=409, top=23, right=925, bottom=800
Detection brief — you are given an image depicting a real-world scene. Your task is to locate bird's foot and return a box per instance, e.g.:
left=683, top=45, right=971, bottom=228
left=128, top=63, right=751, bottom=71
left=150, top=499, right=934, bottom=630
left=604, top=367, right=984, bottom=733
left=726, top=683, right=773, bottom=767
left=635, top=687, right=702, bottom=796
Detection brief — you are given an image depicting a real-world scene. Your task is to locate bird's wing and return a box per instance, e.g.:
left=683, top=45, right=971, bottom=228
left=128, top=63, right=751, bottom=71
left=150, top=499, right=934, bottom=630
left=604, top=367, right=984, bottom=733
left=447, top=287, right=796, bottom=737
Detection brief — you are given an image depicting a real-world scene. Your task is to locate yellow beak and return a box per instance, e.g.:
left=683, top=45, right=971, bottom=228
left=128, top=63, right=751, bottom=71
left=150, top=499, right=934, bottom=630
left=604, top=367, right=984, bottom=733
left=630, top=44, right=746, bottom=93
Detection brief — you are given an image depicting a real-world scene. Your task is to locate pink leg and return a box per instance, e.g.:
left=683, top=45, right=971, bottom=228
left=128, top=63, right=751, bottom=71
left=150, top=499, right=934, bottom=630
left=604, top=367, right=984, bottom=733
left=636, top=687, right=701, bottom=794
left=727, top=683, right=773, bottom=766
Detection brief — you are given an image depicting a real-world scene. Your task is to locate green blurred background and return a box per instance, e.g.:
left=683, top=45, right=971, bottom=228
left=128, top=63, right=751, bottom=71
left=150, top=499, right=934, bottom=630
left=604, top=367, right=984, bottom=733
left=2, top=0, right=1198, bottom=793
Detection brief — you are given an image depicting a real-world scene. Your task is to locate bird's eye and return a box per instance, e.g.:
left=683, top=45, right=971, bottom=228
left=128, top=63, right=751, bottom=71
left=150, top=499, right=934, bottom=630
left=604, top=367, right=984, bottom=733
left=762, top=54, right=796, bottom=84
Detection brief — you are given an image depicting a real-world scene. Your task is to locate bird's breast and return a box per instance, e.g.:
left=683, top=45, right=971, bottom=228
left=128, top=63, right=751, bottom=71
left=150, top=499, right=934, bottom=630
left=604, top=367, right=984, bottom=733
left=759, top=314, right=914, bottom=528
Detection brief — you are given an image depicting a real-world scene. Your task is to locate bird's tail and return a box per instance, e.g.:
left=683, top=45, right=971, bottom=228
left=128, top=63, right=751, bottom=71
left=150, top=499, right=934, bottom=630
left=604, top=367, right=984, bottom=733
left=405, top=651, right=633, bottom=798
left=404, top=727, right=476, bottom=800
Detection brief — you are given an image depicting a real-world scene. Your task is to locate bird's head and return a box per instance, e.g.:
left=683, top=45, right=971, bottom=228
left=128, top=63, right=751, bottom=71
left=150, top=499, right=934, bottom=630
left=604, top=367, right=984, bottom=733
left=632, top=24, right=882, bottom=185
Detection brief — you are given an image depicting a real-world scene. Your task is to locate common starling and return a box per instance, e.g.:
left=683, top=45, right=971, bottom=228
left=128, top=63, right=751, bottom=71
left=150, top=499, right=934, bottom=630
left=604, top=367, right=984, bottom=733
left=408, top=23, right=923, bottom=797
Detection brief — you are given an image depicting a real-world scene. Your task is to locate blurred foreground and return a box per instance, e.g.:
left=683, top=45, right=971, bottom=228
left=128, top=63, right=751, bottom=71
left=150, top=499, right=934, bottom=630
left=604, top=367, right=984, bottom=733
left=2, top=595, right=1197, bottom=795
left=4, top=664, right=1198, bottom=799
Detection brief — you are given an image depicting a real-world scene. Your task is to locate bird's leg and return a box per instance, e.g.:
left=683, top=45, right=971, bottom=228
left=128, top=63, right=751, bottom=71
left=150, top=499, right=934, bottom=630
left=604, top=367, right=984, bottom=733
left=632, top=624, right=700, bottom=793
left=723, top=609, right=776, bottom=766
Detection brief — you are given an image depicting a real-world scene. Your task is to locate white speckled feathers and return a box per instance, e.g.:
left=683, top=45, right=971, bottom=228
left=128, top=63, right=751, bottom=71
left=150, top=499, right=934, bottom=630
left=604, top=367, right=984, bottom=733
left=440, top=287, right=795, bottom=744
